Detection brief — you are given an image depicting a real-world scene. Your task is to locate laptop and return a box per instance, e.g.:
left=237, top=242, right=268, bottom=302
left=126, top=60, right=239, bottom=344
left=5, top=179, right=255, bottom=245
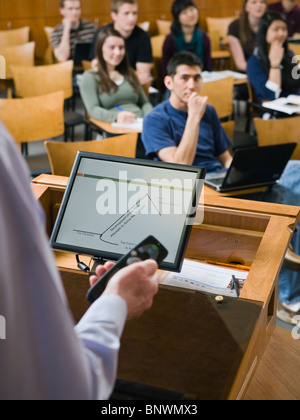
left=73, top=42, right=92, bottom=67
left=205, top=143, right=297, bottom=193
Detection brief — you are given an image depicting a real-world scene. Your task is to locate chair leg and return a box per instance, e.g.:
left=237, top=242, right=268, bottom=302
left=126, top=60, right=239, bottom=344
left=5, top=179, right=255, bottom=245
left=21, top=142, right=28, bottom=156
left=84, top=122, right=89, bottom=141
left=64, top=126, right=68, bottom=142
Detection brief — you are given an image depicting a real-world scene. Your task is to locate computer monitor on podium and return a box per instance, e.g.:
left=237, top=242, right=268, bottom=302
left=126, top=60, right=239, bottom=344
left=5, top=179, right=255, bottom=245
left=50, top=152, right=206, bottom=272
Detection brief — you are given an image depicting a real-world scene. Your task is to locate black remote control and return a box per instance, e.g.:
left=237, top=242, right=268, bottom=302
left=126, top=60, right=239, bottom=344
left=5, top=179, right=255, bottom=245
left=86, top=236, right=168, bottom=303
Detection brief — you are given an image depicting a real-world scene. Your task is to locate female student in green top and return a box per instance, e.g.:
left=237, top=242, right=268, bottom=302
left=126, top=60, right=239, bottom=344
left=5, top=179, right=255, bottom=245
left=79, top=27, right=152, bottom=124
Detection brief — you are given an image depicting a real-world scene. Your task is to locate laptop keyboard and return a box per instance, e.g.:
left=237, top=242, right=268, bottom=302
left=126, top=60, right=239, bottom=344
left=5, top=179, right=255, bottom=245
left=209, top=177, right=224, bottom=186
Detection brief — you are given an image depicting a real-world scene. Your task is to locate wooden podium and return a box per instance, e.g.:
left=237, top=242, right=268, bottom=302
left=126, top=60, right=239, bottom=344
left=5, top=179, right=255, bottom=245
left=32, top=175, right=300, bottom=400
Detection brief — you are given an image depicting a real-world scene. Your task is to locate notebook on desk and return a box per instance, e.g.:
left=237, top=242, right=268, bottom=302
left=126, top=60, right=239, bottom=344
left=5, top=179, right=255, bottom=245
left=205, top=143, right=297, bottom=193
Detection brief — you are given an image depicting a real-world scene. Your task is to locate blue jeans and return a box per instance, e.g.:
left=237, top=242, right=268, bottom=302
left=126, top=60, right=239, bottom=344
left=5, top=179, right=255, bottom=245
left=247, top=161, right=300, bottom=305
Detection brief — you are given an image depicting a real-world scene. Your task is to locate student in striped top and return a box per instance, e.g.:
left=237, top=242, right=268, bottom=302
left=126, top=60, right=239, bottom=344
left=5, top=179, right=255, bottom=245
left=51, top=0, right=97, bottom=63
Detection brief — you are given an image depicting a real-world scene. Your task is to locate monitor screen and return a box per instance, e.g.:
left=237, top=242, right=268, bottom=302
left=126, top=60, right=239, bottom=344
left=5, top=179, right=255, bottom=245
left=50, top=152, right=206, bottom=272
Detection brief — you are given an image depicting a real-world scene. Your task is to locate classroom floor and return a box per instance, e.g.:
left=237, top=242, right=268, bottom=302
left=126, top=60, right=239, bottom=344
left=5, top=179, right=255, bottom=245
left=24, top=97, right=296, bottom=333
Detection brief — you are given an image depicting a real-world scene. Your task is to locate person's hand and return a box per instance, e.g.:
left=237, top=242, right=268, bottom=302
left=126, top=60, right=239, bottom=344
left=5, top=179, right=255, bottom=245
left=136, top=71, right=153, bottom=86
left=62, top=18, right=73, bottom=32
left=116, top=111, right=137, bottom=124
left=268, top=40, right=284, bottom=67
left=187, top=93, right=208, bottom=123
left=90, top=260, right=159, bottom=320
left=89, top=261, right=115, bottom=287
left=91, top=58, right=99, bottom=71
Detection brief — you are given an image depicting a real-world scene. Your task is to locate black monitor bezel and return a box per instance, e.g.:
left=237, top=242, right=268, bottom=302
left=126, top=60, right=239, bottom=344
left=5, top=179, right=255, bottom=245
left=49, top=152, right=206, bottom=272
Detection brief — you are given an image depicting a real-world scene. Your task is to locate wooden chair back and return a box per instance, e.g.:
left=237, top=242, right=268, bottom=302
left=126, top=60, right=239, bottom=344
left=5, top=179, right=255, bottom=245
left=0, top=42, right=35, bottom=79
left=45, top=133, right=138, bottom=176
left=156, top=20, right=172, bottom=35
left=254, top=116, right=300, bottom=160
left=0, top=55, right=5, bottom=79
left=221, top=120, right=235, bottom=141
left=10, top=60, right=74, bottom=99
left=151, top=35, right=165, bottom=58
left=43, top=26, right=54, bottom=64
left=0, top=91, right=65, bottom=146
left=150, top=35, right=166, bottom=89
left=206, top=17, right=236, bottom=48
left=289, top=43, right=300, bottom=63
left=0, top=26, right=30, bottom=47
left=201, top=76, right=234, bottom=119
left=82, top=60, right=92, bottom=71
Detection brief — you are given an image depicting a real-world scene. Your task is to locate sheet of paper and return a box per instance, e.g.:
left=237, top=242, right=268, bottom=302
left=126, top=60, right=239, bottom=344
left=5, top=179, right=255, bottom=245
left=202, top=70, right=247, bottom=83
left=159, top=259, right=249, bottom=298
left=262, top=95, right=300, bottom=115
left=111, top=118, right=143, bottom=131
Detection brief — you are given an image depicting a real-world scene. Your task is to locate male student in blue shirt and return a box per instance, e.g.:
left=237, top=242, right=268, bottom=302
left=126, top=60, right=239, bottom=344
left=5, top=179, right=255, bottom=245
left=142, top=51, right=233, bottom=173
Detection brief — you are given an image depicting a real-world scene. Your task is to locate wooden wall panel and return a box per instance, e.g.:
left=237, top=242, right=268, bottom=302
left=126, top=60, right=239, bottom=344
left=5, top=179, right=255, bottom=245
left=0, top=0, right=44, bottom=18
left=0, top=0, right=299, bottom=61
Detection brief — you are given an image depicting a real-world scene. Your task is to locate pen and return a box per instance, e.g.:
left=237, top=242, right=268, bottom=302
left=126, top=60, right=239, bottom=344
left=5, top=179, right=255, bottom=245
left=231, top=275, right=240, bottom=298
left=114, top=105, right=126, bottom=112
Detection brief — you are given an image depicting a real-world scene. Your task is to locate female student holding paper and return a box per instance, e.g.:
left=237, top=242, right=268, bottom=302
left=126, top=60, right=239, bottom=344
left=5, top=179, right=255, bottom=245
left=79, top=27, right=152, bottom=124
left=247, top=11, right=300, bottom=102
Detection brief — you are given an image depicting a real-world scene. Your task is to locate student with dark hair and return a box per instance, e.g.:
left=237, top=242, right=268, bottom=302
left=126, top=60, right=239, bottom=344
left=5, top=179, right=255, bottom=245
left=51, top=0, right=97, bottom=62
left=161, top=0, right=212, bottom=81
left=90, top=0, right=153, bottom=86
left=268, top=0, right=300, bottom=37
left=247, top=11, right=300, bottom=102
left=80, top=27, right=152, bottom=125
left=142, top=51, right=232, bottom=172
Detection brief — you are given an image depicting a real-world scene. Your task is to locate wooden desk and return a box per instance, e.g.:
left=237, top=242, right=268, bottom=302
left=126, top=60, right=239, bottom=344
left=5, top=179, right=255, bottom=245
left=89, top=117, right=142, bottom=135
left=32, top=174, right=300, bottom=400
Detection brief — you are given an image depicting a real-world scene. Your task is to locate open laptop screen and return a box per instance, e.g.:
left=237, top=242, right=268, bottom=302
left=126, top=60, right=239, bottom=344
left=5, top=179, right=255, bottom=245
left=221, top=143, right=297, bottom=191
left=50, top=153, right=206, bottom=272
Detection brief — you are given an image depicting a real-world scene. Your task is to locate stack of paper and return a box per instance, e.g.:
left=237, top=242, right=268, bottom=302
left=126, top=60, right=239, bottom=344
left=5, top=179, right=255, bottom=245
left=262, top=95, right=300, bottom=115
left=202, top=70, right=247, bottom=83
left=112, top=118, right=143, bottom=131
left=159, top=259, right=248, bottom=298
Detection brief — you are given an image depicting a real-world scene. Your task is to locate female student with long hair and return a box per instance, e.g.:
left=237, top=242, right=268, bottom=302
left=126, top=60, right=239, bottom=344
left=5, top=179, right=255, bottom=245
left=228, top=0, right=268, bottom=72
left=79, top=26, right=152, bottom=124
left=247, top=11, right=300, bottom=102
